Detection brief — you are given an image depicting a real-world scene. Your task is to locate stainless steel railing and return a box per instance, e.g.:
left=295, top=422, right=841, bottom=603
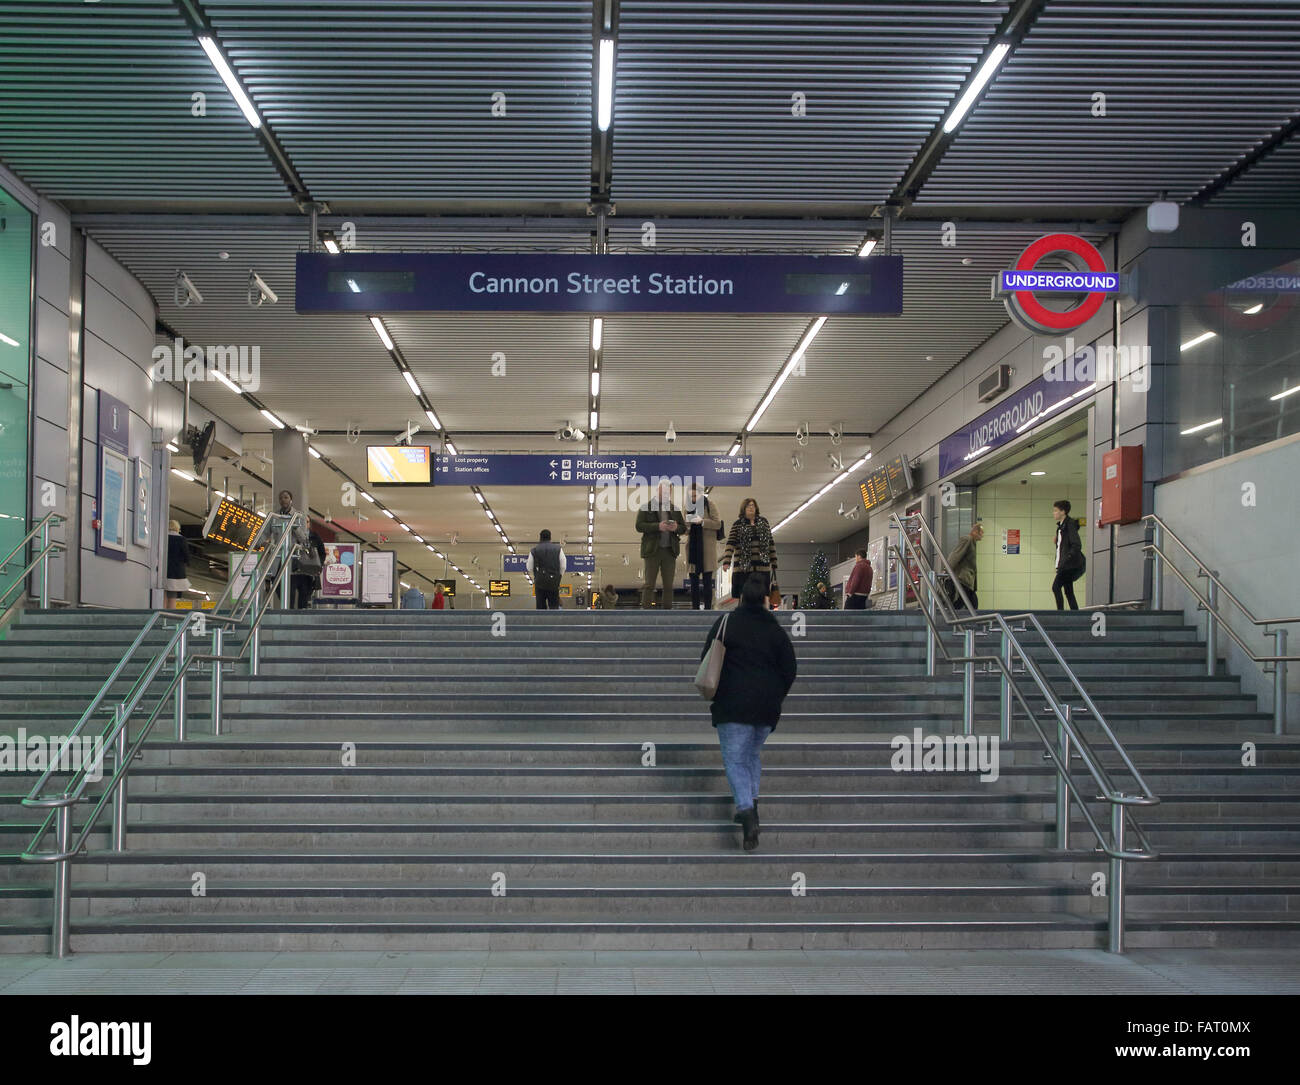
left=19, top=511, right=304, bottom=957
left=1144, top=513, right=1297, bottom=733
left=889, top=511, right=1159, bottom=954
left=0, top=512, right=66, bottom=617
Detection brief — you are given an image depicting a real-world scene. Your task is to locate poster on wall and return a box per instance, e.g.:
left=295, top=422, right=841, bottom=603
left=96, top=391, right=130, bottom=559
left=99, top=447, right=129, bottom=555
left=227, top=551, right=259, bottom=603
left=902, top=500, right=924, bottom=605
left=132, top=458, right=151, bottom=547
left=866, top=538, right=886, bottom=595
left=361, top=550, right=396, bottom=606
left=320, top=542, right=358, bottom=601
left=1003, top=528, right=1021, bottom=555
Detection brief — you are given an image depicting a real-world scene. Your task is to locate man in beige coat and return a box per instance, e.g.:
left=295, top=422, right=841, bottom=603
left=685, top=481, right=724, bottom=610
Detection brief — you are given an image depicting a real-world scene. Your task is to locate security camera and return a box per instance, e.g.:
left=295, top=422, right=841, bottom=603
left=175, top=270, right=203, bottom=307
left=665, top=421, right=677, bottom=443
left=394, top=422, right=421, bottom=445
left=556, top=422, right=586, bottom=442
left=248, top=270, right=279, bottom=307
left=829, top=423, right=843, bottom=445
left=795, top=422, right=810, bottom=446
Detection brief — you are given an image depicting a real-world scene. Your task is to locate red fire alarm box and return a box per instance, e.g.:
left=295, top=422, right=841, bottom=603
left=1100, top=445, right=1143, bottom=526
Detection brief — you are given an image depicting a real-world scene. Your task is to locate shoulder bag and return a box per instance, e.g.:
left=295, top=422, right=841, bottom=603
left=694, top=613, right=730, bottom=700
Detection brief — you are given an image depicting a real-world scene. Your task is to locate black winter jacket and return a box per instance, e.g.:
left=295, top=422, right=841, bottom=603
left=700, top=605, right=797, bottom=729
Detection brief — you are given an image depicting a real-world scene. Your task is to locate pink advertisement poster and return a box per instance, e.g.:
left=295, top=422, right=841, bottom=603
left=320, top=542, right=358, bottom=600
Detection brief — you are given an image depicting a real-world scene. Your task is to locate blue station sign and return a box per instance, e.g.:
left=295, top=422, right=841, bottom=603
left=505, top=553, right=596, bottom=573
left=296, top=252, right=903, bottom=316
left=434, top=454, right=751, bottom=487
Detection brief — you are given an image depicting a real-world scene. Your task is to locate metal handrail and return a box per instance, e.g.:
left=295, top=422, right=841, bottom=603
left=890, top=511, right=1158, bottom=953
left=0, top=512, right=66, bottom=614
left=0, top=511, right=63, bottom=572
left=1144, top=513, right=1300, bottom=629
left=1144, top=512, right=1295, bottom=733
left=20, top=512, right=303, bottom=956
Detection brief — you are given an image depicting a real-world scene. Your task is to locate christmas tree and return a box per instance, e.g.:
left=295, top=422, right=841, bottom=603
left=804, top=549, right=832, bottom=608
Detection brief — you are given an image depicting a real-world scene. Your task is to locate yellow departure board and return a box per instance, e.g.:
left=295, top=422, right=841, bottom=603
left=489, top=579, right=511, bottom=597
left=859, top=469, right=892, bottom=512
left=202, top=498, right=266, bottom=551
left=434, top=579, right=457, bottom=597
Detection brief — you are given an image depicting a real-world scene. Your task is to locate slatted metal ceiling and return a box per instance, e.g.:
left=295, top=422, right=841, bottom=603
left=203, top=0, right=594, bottom=201
left=0, top=0, right=289, bottom=204
left=1207, top=136, right=1300, bottom=207
left=612, top=0, right=1012, bottom=202
left=920, top=0, right=1300, bottom=206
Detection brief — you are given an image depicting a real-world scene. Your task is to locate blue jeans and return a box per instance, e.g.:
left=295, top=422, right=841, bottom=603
left=716, top=723, right=773, bottom=811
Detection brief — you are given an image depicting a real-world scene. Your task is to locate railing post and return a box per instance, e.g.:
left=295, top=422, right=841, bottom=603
left=250, top=583, right=261, bottom=677
left=1000, top=631, right=1013, bottom=741
left=925, top=568, right=936, bottom=677
left=962, top=628, right=975, bottom=735
left=174, top=625, right=188, bottom=741
left=1205, top=574, right=1218, bottom=677
left=1274, top=628, right=1288, bottom=736
left=51, top=805, right=72, bottom=959
left=211, top=626, right=224, bottom=736
left=111, top=704, right=127, bottom=852
left=39, top=518, right=51, bottom=608
left=1055, top=705, right=1072, bottom=850
left=1151, top=522, right=1162, bottom=610
left=1109, top=799, right=1127, bottom=955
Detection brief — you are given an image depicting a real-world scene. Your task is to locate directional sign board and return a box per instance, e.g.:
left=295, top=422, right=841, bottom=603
left=297, top=252, right=904, bottom=317
left=435, top=454, right=751, bottom=487
left=504, top=554, right=595, bottom=573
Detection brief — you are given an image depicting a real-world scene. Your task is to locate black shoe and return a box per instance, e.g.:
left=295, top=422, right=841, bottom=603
left=753, top=802, right=759, bottom=829
left=738, top=808, right=759, bottom=851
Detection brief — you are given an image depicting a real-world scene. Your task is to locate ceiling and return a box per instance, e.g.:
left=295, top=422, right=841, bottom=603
left=3, top=0, right=1298, bottom=594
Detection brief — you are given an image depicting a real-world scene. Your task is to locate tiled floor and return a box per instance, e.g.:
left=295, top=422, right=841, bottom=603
left=0, top=948, right=1296, bottom=995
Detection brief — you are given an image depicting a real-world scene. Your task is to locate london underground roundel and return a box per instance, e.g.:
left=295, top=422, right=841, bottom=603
left=994, top=234, right=1121, bottom=335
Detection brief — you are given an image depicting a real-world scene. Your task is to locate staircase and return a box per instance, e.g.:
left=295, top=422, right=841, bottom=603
left=1, top=607, right=1297, bottom=953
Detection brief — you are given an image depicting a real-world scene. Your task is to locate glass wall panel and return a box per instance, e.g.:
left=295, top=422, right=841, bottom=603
left=0, top=183, right=33, bottom=607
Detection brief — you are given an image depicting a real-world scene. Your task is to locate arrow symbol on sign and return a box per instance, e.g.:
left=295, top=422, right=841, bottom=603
left=549, top=460, right=558, bottom=468
left=549, top=471, right=557, bottom=479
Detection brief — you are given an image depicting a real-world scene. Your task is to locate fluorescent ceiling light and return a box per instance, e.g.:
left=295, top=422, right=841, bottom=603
left=400, top=581, right=410, bottom=589
left=942, top=41, right=1010, bottom=134
left=370, top=316, right=394, bottom=351
left=588, top=491, right=595, bottom=505
left=475, top=492, right=485, bottom=504
left=486, top=509, right=495, bottom=519
left=1180, top=331, right=1216, bottom=352
left=597, top=39, right=614, bottom=131
left=1030, top=470, right=1046, bottom=476
left=361, top=491, right=374, bottom=503
left=346, top=279, right=361, bottom=293
left=260, top=409, right=286, bottom=429
left=592, top=318, right=604, bottom=351
left=727, top=442, right=741, bottom=457
left=323, top=238, right=341, bottom=255
left=445, top=441, right=458, bottom=455
left=399, top=523, right=411, bottom=531
left=1180, top=417, right=1223, bottom=436
left=1269, top=385, right=1300, bottom=402
left=308, top=446, right=322, bottom=460
left=425, top=408, right=440, bottom=429
left=1243, top=303, right=1264, bottom=315
left=590, top=410, right=598, bottom=430
left=402, top=371, right=421, bottom=396
left=746, top=317, right=826, bottom=431
left=0, top=332, right=21, bottom=347
left=857, top=239, right=877, bottom=258
left=211, top=369, right=242, bottom=394
left=166, top=442, right=180, bottom=454
left=382, top=509, right=395, bottom=519
left=413, top=534, right=424, bottom=543
left=426, top=544, right=436, bottom=552
left=591, top=371, right=600, bottom=396
left=197, top=36, right=263, bottom=129
left=171, top=469, right=197, bottom=482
